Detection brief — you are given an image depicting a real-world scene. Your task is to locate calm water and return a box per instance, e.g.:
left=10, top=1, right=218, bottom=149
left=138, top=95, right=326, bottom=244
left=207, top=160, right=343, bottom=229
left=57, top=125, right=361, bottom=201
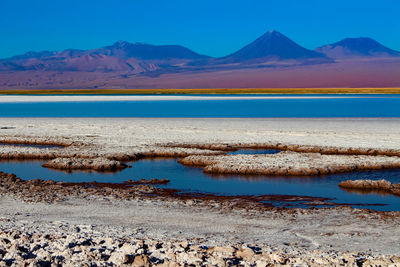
left=1, top=95, right=399, bottom=210
left=1, top=94, right=400, bottom=117
left=0, top=158, right=399, bottom=211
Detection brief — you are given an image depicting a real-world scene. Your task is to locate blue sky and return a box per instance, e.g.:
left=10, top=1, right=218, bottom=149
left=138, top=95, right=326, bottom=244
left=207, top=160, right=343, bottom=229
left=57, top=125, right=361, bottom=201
left=1, top=0, right=399, bottom=58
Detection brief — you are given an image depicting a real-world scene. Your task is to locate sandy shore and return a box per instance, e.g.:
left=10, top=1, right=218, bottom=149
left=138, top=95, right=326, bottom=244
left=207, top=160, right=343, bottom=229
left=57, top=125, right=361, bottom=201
left=1, top=117, right=400, bottom=265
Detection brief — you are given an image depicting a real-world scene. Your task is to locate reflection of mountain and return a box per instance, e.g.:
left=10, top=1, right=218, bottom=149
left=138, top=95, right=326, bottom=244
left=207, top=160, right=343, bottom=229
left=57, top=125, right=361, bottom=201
left=1, top=31, right=399, bottom=89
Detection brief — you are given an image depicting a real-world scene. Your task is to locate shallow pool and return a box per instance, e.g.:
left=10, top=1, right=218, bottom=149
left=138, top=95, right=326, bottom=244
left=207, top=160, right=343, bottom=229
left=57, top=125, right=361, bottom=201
left=0, top=158, right=399, bottom=211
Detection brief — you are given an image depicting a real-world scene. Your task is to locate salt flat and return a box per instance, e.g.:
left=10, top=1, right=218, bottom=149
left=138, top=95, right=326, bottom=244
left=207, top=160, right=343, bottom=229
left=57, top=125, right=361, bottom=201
left=0, top=117, right=400, bottom=150
left=0, top=195, right=399, bottom=255
left=1, top=117, right=400, bottom=265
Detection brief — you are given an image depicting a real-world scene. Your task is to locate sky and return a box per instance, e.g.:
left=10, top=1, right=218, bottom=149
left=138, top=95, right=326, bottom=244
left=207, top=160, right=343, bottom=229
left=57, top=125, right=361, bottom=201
left=1, top=0, right=399, bottom=59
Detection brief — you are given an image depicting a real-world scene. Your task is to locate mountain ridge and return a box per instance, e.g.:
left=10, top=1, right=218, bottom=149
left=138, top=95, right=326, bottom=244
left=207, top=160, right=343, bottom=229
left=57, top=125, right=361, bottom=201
left=2, top=31, right=400, bottom=71
left=0, top=31, right=399, bottom=89
left=316, top=37, right=400, bottom=58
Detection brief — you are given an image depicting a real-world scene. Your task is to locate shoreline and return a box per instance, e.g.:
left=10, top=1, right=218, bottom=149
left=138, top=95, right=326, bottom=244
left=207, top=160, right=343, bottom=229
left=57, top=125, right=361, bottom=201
left=0, top=94, right=399, bottom=103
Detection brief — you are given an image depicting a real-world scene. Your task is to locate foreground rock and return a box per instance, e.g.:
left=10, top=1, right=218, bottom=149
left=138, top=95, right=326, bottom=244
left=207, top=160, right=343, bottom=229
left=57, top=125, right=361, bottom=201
left=179, top=151, right=400, bottom=176
left=0, top=229, right=399, bottom=266
left=339, top=179, right=400, bottom=196
left=0, top=171, right=169, bottom=203
left=42, top=157, right=127, bottom=171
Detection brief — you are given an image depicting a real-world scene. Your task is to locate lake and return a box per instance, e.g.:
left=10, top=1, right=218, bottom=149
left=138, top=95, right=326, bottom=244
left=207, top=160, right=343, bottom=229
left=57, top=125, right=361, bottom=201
left=0, top=94, right=400, bottom=117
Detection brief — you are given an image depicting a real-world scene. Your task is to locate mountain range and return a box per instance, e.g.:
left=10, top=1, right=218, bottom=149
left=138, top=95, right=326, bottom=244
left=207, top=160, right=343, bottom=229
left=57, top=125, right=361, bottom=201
left=0, top=31, right=399, bottom=89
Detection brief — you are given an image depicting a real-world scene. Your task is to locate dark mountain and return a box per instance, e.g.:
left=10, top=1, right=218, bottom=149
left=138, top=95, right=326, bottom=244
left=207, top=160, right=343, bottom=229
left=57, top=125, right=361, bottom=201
left=218, top=30, right=328, bottom=64
left=0, top=41, right=209, bottom=72
left=91, top=41, right=210, bottom=60
left=315, top=37, right=400, bottom=58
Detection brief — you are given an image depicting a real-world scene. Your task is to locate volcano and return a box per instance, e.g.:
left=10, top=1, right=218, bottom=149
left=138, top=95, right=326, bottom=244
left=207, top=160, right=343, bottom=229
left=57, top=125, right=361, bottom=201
left=218, top=30, right=328, bottom=64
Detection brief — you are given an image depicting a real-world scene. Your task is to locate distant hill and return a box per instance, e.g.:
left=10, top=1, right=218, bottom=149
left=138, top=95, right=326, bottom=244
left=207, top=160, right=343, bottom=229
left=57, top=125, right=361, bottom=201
left=93, top=41, right=210, bottom=60
left=218, top=30, right=329, bottom=64
left=0, top=42, right=210, bottom=72
left=316, top=37, right=400, bottom=58
left=0, top=31, right=399, bottom=89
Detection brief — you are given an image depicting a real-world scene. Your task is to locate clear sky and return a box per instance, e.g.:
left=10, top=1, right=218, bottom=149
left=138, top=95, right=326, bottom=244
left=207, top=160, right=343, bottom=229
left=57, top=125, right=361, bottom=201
left=1, top=0, right=399, bottom=58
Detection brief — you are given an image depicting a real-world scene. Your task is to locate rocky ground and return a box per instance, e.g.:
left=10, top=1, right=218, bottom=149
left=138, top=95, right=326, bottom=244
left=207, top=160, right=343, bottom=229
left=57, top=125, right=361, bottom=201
left=1, top=191, right=400, bottom=266
left=0, top=118, right=400, bottom=265
left=1, top=228, right=399, bottom=266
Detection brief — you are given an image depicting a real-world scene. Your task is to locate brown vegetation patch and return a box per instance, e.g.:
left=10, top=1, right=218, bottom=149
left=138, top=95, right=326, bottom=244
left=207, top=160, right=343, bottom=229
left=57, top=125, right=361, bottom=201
left=1, top=87, right=400, bottom=95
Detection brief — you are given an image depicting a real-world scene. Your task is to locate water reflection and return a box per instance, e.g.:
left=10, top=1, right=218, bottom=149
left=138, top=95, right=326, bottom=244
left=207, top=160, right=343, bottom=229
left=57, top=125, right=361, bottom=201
left=340, top=187, right=399, bottom=197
